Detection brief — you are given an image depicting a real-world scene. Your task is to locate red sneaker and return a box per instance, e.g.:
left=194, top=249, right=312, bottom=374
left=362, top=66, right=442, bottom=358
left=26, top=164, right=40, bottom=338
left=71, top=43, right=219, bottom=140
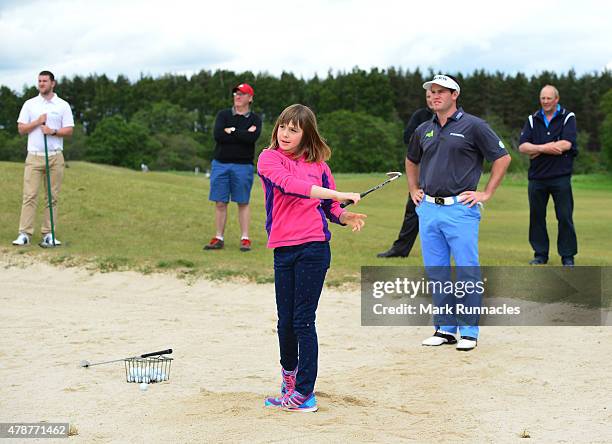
left=204, top=237, right=224, bottom=250
left=240, top=238, right=252, bottom=252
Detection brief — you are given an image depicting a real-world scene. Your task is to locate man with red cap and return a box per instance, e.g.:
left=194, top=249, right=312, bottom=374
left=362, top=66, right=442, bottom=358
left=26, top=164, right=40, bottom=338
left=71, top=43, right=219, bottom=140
left=204, top=83, right=262, bottom=252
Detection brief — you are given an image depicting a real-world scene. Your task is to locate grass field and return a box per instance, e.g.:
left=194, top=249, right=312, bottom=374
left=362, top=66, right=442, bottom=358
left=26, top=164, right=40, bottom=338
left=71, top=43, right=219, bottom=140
left=1, top=161, right=611, bottom=284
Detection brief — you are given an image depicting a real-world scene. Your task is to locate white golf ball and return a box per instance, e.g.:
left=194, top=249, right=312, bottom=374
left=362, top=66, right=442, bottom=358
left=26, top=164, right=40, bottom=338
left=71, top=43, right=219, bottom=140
left=140, top=382, right=148, bottom=391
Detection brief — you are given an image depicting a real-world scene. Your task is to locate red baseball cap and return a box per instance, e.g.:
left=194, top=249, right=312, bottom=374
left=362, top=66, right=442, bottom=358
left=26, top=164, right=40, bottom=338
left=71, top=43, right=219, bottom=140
left=233, top=83, right=254, bottom=96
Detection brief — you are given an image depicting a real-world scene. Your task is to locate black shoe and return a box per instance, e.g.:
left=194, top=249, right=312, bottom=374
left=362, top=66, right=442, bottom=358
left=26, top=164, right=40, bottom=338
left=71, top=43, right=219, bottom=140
left=377, top=248, right=407, bottom=258
left=529, top=257, right=548, bottom=265
left=562, top=256, right=575, bottom=267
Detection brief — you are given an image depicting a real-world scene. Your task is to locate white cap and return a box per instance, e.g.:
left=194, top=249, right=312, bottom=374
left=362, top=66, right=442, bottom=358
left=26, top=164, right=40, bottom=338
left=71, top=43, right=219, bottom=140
left=423, top=74, right=460, bottom=93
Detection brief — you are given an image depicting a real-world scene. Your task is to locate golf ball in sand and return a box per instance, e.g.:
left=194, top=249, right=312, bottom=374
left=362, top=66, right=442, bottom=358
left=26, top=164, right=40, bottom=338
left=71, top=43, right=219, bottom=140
left=140, top=382, right=148, bottom=391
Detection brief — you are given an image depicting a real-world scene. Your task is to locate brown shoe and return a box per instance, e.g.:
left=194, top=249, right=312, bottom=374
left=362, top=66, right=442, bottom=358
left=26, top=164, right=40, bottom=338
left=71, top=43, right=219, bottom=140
left=204, top=237, right=224, bottom=250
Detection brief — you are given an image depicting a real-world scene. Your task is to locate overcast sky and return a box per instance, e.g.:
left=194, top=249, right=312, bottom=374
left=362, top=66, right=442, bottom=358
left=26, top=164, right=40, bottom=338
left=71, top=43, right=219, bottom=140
left=1, top=0, right=611, bottom=93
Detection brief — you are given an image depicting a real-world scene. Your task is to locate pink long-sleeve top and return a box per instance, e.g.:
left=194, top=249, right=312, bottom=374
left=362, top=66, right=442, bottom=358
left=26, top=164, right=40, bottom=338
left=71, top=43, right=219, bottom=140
left=257, top=147, right=346, bottom=248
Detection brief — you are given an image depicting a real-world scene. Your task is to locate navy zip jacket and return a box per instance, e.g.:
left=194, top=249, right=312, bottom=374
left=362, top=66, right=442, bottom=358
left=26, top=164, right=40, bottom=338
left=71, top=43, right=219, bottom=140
left=519, top=106, right=577, bottom=180
left=213, top=108, right=262, bottom=164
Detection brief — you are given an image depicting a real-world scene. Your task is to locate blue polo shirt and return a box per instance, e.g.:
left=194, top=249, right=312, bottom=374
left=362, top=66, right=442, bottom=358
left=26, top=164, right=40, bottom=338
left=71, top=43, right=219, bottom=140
left=407, top=107, right=508, bottom=197
left=519, top=106, right=577, bottom=180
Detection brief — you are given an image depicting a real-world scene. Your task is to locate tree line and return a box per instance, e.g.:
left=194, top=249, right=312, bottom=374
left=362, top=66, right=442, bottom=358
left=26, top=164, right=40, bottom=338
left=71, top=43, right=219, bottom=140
left=1, top=67, right=611, bottom=173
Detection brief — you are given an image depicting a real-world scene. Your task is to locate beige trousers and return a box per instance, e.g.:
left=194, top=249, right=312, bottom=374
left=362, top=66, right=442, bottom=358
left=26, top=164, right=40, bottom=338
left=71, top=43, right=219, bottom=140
left=18, top=152, right=65, bottom=237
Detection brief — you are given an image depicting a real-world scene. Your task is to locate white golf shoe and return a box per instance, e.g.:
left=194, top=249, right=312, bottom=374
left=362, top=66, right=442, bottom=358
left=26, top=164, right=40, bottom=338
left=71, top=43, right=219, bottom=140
left=12, top=233, right=30, bottom=246
left=456, top=337, right=478, bottom=351
left=422, top=331, right=457, bottom=346
left=41, top=233, right=62, bottom=247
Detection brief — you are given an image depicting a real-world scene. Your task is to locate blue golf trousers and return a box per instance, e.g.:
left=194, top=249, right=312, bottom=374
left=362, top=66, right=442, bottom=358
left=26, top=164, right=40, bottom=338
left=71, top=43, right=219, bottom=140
left=416, top=199, right=481, bottom=338
left=273, top=241, right=330, bottom=395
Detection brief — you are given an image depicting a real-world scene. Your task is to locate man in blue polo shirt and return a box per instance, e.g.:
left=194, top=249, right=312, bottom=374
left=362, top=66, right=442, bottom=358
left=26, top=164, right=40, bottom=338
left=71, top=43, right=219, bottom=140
left=407, top=74, right=511, bottom=351
left=518, top=85, right=578, bottom=266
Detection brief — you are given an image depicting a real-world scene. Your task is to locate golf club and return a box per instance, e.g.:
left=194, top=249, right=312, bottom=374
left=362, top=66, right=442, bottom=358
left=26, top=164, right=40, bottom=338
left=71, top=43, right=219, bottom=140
left=40, top=132, right=58, bottom=248
left=80, top=348, right=173, bottom=368
left=340, top=171, right=402, bottom=208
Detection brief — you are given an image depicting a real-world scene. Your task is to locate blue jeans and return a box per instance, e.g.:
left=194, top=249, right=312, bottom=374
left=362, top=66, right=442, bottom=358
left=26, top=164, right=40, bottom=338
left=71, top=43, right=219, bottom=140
left=274, top=241, right=331, bottom=395
left=416, top=200, right=481, bottom=338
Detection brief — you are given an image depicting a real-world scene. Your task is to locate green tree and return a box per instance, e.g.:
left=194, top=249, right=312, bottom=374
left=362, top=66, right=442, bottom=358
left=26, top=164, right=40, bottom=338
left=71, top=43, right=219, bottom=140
left=4, top=67, right=612, bottom=172
left=131, top=101, right=196, bottom=135
left=151, top=133, right=205, bottom=171
left=483, top=113, right=528, bottom=173
left=0, top=129, right=26, bottom=161
left=600, top=89, right=612, bottom=170
left=387, top=67, right=426, bottom=123
left=252, top=72, right=296, bottom=121
left=318, top=67, right=396, bottom=120
left=86, top=115, right=161, bottom=169
left=63, top=124, right=88, bottom=161
left=0, top=86, right=22, bottom=135
left=572, top=131, right=605, bottom=174
left=56, top=74, right=95, bottom=134
left=319, top=110, right=403, bottom=173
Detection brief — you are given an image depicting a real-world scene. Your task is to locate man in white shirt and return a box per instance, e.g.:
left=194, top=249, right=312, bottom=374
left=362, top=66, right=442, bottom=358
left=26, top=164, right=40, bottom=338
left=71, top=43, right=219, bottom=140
left=12, top=71, right=74, bottom=247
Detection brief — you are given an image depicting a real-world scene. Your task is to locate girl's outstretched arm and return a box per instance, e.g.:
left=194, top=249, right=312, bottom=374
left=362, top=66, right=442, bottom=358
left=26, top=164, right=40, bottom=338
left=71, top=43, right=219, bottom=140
left=310, top=185, right=361, bottom=205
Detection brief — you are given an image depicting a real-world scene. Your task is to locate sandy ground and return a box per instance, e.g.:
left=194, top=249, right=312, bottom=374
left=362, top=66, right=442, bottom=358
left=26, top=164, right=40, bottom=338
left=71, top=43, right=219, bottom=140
left=1, top=259, right=611, bottom=444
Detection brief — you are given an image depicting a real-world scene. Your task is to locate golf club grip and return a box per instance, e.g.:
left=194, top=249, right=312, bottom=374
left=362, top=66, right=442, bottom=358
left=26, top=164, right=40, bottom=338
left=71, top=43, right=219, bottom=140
left=341, top=185, right=377, bottom=207
left=140, top=349, right=173, bottom=358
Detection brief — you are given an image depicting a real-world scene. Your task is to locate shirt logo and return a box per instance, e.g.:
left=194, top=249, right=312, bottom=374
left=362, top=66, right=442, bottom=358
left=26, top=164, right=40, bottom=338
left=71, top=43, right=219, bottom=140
left=499, top=140, right=505, bottom=149
left=449, top=132, right=464, bottom=138
left=425, top=130, right=434, bottom=138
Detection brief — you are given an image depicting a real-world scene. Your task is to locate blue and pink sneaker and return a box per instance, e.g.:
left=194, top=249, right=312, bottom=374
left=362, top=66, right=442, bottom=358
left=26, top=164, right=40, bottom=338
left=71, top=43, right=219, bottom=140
left=264, top=367, right=297, bottom=407
left=281, top=391, right=318, bottom=413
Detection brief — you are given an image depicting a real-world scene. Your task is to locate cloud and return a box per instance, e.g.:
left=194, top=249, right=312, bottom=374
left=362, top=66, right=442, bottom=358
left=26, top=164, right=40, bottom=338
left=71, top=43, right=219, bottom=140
left=0, top=0, right=610, bottom=92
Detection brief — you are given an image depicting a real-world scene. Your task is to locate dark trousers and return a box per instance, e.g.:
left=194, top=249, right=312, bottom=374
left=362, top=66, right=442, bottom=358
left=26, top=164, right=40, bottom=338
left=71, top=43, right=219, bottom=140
left=273, top=241, right=330, bottom=395
left=389, top=198, right=419, bottom=255
left=528, top=175, right=578, bottom=260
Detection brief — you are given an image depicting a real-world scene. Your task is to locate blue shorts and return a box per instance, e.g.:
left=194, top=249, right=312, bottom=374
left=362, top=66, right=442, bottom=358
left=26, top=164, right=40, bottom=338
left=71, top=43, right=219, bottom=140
left=208, top=159, right=254, bottom=204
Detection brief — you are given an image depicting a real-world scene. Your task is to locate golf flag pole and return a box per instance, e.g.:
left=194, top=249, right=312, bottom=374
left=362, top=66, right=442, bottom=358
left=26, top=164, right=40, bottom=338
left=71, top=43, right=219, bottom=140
left=43, top=133, right=57, bottom=246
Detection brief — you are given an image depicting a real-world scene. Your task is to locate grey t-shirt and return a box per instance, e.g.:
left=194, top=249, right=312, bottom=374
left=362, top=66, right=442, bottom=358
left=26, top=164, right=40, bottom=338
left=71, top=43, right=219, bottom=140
left=407, top=108, right=508, bottom=197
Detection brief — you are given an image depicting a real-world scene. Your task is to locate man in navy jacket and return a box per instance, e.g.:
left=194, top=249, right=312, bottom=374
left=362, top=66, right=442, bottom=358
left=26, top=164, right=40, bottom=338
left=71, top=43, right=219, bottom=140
left=519, top=85, right=578, bottom=266
left=204, top=83, right=262, bottom=252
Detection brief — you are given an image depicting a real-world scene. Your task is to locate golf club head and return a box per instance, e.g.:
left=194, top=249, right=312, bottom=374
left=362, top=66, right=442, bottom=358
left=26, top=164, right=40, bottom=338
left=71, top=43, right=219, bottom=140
left=80, top=360, right=90, bottom=368
left=386, top=171, right=402, bottom=180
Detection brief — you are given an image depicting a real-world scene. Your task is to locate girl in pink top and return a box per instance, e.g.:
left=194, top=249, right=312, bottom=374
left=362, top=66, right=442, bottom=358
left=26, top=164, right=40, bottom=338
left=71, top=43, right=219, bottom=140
left=258, top=104, right=366, bottom=412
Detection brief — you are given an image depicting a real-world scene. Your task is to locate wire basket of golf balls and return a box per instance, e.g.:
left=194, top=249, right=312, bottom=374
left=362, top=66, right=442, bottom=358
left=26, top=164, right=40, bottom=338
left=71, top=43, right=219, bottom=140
left=125, top=350, right=173, bottom=384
